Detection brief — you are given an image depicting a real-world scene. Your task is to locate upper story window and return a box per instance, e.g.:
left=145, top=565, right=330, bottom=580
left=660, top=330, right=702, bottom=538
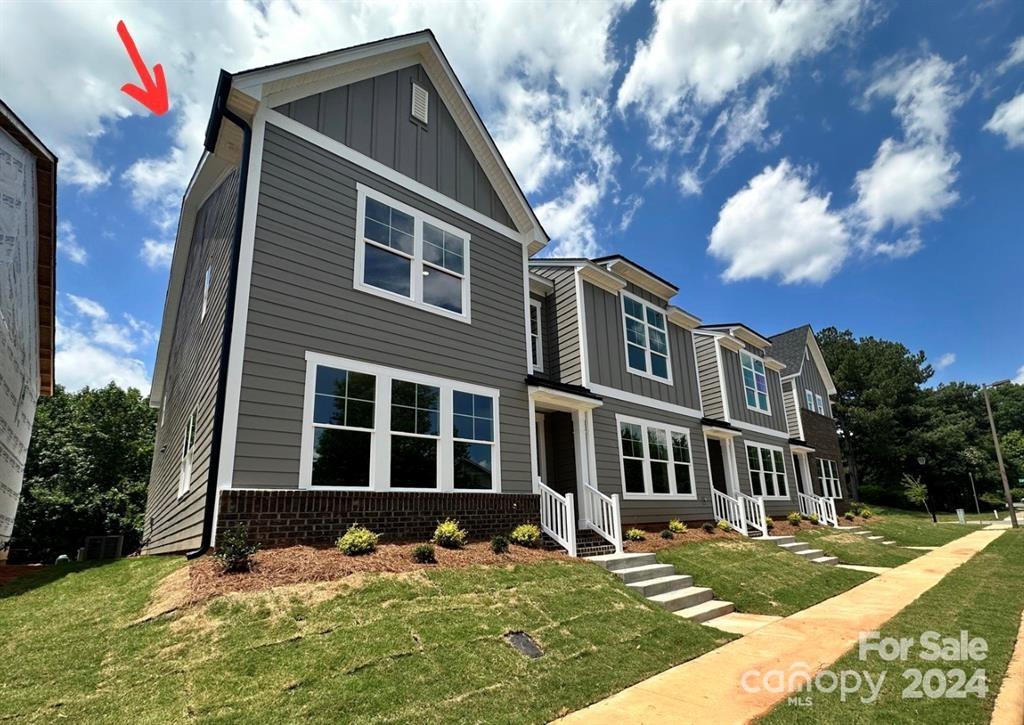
left=529, top=300, right=544, bottom=372
left=355, top=184, right=470, bottom=322
left=621, top=292, right=671, bottom=382
left=815, top=394, right=825, bottom=415
left=740, top=350, right=770, bottom=414
left=805, top=388, right=815, bottom=410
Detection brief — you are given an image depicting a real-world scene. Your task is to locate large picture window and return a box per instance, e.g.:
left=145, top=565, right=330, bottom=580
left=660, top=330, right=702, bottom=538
left=746, top=443, right=789, bottom=498
left=740, top=350, right=770, bottom=414
left=355, top=185, right=471, bottom=321
left=621, top=292, right=671, bottom=382
left=301, top=353, right=500, bottom=492
left=818, top=459, right=841, bottom=498
left=617, top=415, right=695, bottom=499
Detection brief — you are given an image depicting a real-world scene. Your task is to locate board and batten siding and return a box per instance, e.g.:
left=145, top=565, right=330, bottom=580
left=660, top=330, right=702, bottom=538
left=529, top=265, right=583, bottom=386
left=144, top=169, right=240, bottom=554
left=231, top=123, right=532, bottom=493
left=694, top=334, right=724, bottom=419
left=582, top=281, right=702, bottom=410
left=275, top=63, right=514, bottom=229
left=733, top=430, right=798, bottom=518
left=590, top=397, right=712, bottom=524
left=783, top=381, right=802, bottom=438
left=794, top=354, right=833, bottom=418
left=719, top=347, right=789, bottom=433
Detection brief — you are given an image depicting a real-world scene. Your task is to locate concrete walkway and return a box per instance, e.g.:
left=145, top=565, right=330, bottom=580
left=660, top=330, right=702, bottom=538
left=557, top=528, right=1006, bottom=724
left=992, top=610, right=1024, bottom=725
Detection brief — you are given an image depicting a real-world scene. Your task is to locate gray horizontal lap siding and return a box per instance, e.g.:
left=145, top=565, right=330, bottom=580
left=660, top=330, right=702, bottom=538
left=232, top=124, right=532, bottom=493
left=694, top=335, right=724, bottom=419
left=275, top=63, right=514, bottom=228
left=144, top=169, right=240, bottom=554
left=583, top=282, right=701, bottom=410
left=720, top=347, right=789, bottom=433
left=529, top=291, right=558, bottom=380
left=530, top=266, right=582, bottom=386
left=733, top=430, right=798, bottom=517
left=590, top=398, right=713, bottom=524
left=794, top=354, right=833, bottom=419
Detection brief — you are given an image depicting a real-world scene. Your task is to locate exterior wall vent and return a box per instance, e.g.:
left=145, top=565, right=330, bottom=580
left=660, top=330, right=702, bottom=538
left=411, top=82, right=429, bottom=124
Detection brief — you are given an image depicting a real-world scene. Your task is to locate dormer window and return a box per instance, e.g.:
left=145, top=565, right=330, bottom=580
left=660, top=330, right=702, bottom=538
left=621, top=292, right=671, bottom=383
left=740, top=349, right=770, bottom=414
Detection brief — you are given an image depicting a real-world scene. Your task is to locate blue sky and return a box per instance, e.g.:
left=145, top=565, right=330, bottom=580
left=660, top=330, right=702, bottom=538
left=3, top=0, right=1022, bottom=392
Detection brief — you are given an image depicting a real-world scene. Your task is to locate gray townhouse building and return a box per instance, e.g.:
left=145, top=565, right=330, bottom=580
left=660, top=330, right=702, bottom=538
left=144, top=30, right=848, bottom=558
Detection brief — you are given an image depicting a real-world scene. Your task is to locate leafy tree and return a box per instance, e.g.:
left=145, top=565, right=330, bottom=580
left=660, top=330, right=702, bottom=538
left=901, top=474, right=934, bottom=522
left=11, top=383, right=156, bottom=562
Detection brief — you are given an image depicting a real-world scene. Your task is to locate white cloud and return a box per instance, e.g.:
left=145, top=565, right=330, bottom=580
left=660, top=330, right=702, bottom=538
left=57, top=221, right=87, bottom=265
left=677, top=169, right=702, bottom=197
left=871, top=230, right=923, bottom=259
left=865, top=55, right=964, bottom=145
left=984, top=92, right=1024, bottom=148
left=536, top=176, right=603, bottom=257
left=708, top=85, right=780, bottom=172
left=934, top=352, right=956, bottom=371
left=618, top=194, right=643, bottom=232
left=997, top=36, right=1024, bottom=74
left=1014, top=365, right=1024, bottom=385
left=140, top=239, right=175, bottom=269
left=708, top=160, right=849, bottom=284
left=67, top=293, right=107, bottom=320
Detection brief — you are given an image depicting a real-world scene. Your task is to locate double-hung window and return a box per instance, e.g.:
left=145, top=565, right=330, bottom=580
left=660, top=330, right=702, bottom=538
left=746, top=443, right=788, bottom=498
left=529, top=300, right=544, bottom=372
left=178, top=411, right=197, bottom=498
left=622, top=293, right=671, bottom=382
left=617, top=416, right=695, bottom=498
left=740, top=350, right=770, bottom=414
left=818, top=459, right=841, bottom=498
left=815, top=394, right=825, bottom=415
left=805, top=389, right=815, bottom=410
left=355, top=185, right=470, bottom=321
left=302, top=353, right=499, bottom=492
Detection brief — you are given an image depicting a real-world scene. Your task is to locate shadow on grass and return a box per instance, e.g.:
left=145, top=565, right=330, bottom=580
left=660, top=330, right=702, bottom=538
left=0, top=560, right=119, bottom=600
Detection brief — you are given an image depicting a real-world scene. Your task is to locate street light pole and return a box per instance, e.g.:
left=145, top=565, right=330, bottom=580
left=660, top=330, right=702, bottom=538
left=983, top=381, right=1019, bottom=529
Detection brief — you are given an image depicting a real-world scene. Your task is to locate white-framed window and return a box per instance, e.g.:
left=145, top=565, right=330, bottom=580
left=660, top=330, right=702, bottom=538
left=740, top=350, right=771, bottom=414
left=178, top=410, right=197, bottom=498
left=354, top=184, right=471, bottom=322
left=300, top=352, right=500, bottom=492
left=621, top=291, right=671, bottom=382
left=745, top=442, right=789, bottom=498
left=815, top=394, right=825, bottom=415
left=201, top=265, right=212, bottom=321
left=805, top=389, right=815, bottom=410
left=616, top=414, right=695, bottom=499
left=819, top=458, right=842, bottom=498
left=529, top=299, right=544, bottom=372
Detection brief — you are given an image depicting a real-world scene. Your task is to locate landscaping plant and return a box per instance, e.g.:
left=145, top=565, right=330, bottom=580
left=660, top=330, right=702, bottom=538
left=716, top=520, right=731, bottom=532
left=412, top=543, right=436, bottom=564
left=625, top=528, right=646, bottom=541
left=860, top=507, right=873, bottom=519
left=787, top=511, right=802, bottom=526
left=213, top=523, right=260, bottom=573
left=660, top=529, right=674, bottom=540
left=901, top=473, right=935, bottom=522
left=808, top=513, right=820, bottom=525
left=701, top=522, right=715, bottom=533
left=490, top=535, right=509, bottom=554
left=844, top=512, right=855, bottom=521
left=432, top=519, right=468, bottom=549
left=765, top=517, right=775, bottom=531
left=336, top=524, right=379, bottom=556
left=509, top=523, right=541, bottom=548
left=668, top=519, right=687, bottom=534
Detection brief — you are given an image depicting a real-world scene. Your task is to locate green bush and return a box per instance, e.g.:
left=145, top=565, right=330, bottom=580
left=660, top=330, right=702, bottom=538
left=490, top=535, right=509, bottom=554
left=860, top=507, right=873, bottom=519
left=808, top=513, right=820, bottom=525
left=213, top=523, right=260, bottom=573
left=701, top=522, right=715, bottom=533
left=509, top=523, right=541, bottom=548
left=660, top=529, right=674, bottom=540
left=844, top=511, right=855, bottom=521
left=336, top=524, right=379, bottom=556
left=787, top=512, right=802, bottom=526
left=668, top=519, right=687, bottom=534
left=432, top=519, right=468, bottom=549
left=412, top=543, right=436, bottom=564
left=848, top=501, right=864, bottom=515
left=765, top=516, right=775, bottom=531
left=625, top=528, right=646, bottom=541
left=716, top=519, right=731, bottom=532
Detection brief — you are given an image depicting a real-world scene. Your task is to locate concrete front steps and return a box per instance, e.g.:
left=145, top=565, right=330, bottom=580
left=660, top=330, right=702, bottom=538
left=589, top=552, right=734, bottom=623
left=759, top=535, right=838, bottom=565
left=853, top=530, right=898, bottom=546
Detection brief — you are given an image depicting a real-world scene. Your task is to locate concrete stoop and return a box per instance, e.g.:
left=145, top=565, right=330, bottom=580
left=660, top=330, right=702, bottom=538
left=760, top=535, right=838, bottom=566
left=588, top=552, right=735, bottom=623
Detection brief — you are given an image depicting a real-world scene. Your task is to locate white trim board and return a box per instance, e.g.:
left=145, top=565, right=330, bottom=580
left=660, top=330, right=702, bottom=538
left=587, top=383, right=702, bottom=420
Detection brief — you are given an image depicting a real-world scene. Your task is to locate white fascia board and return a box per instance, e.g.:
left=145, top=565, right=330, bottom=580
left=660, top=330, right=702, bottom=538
left=668, top=305, right=701, bottom=330
left=577, top=263, right=626, bottom=294
left=602, top=259, right=677, bottom=301
left=717, top=335, right=745, bottom=352
left=764, top=356, right=786, bottom=373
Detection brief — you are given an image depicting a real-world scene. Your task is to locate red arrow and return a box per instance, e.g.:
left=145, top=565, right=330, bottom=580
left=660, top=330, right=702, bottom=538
left=116, top=20, right=169, bottom=115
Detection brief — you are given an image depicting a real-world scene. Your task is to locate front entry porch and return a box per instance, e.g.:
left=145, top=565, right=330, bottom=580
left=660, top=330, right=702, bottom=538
left=791, top=444, right=839, bottom=527
left=703, top=426, right=768, bottom=537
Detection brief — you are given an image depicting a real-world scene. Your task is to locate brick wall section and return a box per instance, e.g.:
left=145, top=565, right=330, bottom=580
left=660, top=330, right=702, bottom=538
left=217, top=490, right=541, bottom=548
left=800, top=410, right=851, bottom=514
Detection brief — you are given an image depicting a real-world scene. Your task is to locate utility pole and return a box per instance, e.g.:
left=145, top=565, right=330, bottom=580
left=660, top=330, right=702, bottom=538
left=983, top=381, right=1019, bottom=529
left=968, top=472, right=980, bottom=515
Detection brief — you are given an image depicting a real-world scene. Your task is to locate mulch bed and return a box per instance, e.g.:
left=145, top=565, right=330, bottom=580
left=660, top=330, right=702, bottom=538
left=766, top=513, right=878, bottom=538
left=187, top=542, right=566, bottom=603
left=622, top=525, right=741, bottom=553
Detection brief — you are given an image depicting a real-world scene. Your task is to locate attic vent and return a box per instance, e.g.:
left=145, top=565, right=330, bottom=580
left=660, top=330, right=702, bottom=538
left=411, top=82, right=429, bottom=124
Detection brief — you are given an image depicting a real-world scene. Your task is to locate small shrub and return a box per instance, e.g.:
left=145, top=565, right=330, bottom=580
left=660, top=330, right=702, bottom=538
left=660, top=529, right=674, bottom=540
left=412, top=543, right=436, bottom=564
left=808, top=513, right=820, bottom=525
left=213, top=523, right=260, bottom=573
left=432, top=519, right=468, bottom=549
left=844, top=512, right=855, bottom=521
left=625, top=528, right=646, bottom=541
left=509, top=523, right=541, bottom=548
left=337, top=524, right=379, bottom=556
left=716, top=519, right=731, bottom=532
left=701, top=522, right=716, bottom=534
left=765, top=517, right=775, bottom=531
left=490, top=535, right=510, bottom=554
left=849, top=501, right=864, bottom=515
left=787, top=511, right=802, bottom=526
left=860, top=507, right=873, bottom=519
left=668, top=519, right=687, bottom=534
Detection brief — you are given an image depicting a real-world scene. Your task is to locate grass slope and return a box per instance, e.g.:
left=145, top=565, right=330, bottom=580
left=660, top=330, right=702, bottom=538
left=793, top=528, right=920, bottom=568
left=859, top=506, right=979, bottom=547
left=0, top=556, right=730, bottom=723
left=760, top=529, right=1024, bottom=724
left=656, top=539, right=872, bottom=617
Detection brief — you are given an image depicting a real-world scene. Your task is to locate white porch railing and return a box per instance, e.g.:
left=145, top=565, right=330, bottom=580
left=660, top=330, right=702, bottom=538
left=582, top=483, right=623, bottom=554
left=798, top=491, right=838, bottom=527
left=539, top=480, right=577, bottom=557
left=712, top=488, right=748, bottom=536
left=738, top=491, right=767, bottom=536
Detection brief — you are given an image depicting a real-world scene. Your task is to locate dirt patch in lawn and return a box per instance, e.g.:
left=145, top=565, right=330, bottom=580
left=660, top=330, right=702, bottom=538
left=623, top=525, right=741, bottom=552
left=184, top=542, right=566, bottom=605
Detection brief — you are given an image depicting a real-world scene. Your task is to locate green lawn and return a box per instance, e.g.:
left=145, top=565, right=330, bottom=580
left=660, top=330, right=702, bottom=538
left=0, top=556, right=731, bottom=723
left=793, top=528, right=921, bottom=568
left=656, top=539, right=873, bottom=616
left=859, top=506, right=981, bottom=547
left=760, top=529, right=1024, bottom=724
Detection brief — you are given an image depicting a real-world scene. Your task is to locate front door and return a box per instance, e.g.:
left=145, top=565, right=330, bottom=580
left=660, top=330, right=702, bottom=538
left=707, top=438, right=730, bottom=494
left=792, top=454, right=805, bottom=494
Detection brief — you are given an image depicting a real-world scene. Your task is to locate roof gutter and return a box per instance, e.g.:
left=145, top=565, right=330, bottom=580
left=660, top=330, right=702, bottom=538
left=187, top=71, right=251, bottom=560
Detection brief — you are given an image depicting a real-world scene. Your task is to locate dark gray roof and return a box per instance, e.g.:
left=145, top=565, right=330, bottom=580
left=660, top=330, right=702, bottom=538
left=768, top=325, right=811, bottom=375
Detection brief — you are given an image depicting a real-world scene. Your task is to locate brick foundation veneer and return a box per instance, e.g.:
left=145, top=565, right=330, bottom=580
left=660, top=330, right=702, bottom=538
left=217, top=490, right=541, bottom=548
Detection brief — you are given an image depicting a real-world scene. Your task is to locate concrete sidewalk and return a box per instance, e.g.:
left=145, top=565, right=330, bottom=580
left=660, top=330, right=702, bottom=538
left=557, top=528, right=1006, bottom=725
